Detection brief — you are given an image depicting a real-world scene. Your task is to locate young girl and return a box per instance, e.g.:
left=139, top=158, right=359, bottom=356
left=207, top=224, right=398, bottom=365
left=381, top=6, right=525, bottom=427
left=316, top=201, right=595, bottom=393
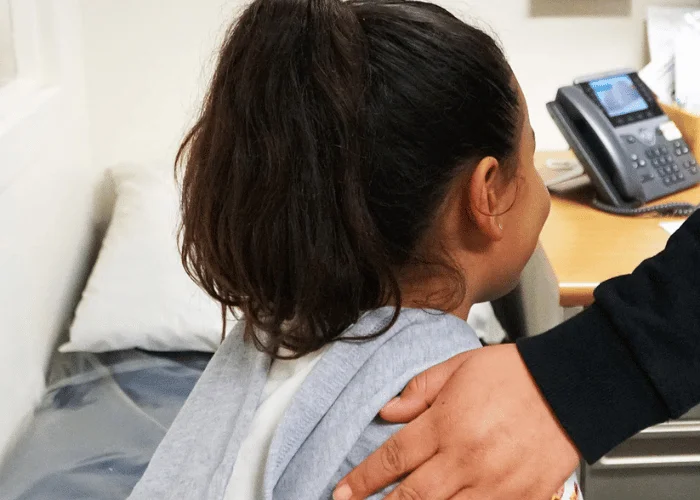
left=129, top=0, right=580, bottom=498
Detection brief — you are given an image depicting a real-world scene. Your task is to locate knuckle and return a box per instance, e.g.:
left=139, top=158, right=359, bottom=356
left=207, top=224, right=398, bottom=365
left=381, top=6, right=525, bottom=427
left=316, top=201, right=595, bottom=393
left=347, top=468, right=369, bottom=493
left=393, top=484, right=424, bottom=500
left=453, top=450, right=472, bottom=471
left=380, top=436, right=405, bottom=475
left=405, top=371, right=432, bottom=408
left=468, top=419, right=491, bottom=447
left=406, top=374, right=423, bottom=395
left=415, top=371, right=429, bottom=394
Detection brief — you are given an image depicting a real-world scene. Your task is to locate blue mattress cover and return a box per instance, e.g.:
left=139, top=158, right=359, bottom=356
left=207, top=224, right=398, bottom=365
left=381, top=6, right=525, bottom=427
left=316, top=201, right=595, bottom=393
left=0, top=349, right=211, bottom=500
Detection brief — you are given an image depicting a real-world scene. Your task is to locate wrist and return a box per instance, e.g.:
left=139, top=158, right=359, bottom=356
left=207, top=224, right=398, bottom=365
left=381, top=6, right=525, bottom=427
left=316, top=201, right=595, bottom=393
left=516, top=305, right=669, bottom=463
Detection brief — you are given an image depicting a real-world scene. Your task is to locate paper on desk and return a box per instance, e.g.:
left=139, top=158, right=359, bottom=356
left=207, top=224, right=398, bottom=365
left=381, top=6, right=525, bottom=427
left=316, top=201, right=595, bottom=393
left=675, top=12, right=700, bottom=115
left=659, top=221, right=684, bottom=235
left=639, top=58, right=674, bottom=104
left=643, top=7, right=698, bottom=104
left=647, top=7, right=697, bottom=63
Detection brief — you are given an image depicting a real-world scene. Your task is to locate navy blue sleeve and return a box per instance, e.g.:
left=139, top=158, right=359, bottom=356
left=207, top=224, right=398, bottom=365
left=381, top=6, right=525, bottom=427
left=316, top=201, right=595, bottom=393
left=517, top=209, right=700, bottom=463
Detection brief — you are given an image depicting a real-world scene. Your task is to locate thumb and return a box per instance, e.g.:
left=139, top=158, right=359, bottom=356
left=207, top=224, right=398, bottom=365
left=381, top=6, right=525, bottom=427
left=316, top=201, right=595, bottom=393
left=379, top=350, right=473, bottom=423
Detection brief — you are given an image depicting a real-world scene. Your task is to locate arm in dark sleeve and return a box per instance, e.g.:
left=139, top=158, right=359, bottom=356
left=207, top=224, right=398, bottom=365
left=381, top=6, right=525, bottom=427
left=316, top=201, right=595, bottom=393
left=516, top=209, right=700, bottom=464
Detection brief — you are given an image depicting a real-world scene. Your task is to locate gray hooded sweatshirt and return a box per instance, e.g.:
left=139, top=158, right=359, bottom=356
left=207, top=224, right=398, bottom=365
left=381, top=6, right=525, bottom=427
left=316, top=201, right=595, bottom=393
left=127, top=307, right=482, bottom=499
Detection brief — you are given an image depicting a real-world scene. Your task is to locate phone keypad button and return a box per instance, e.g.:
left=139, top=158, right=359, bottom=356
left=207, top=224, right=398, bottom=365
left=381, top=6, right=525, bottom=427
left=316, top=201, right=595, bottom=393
left=659, top=157, right=668, bottom=165
left=676, top=149, right=683, bottom=156
left=660, top=146, right=668, bottom=155
left=652, top=159, right=660, bottom=167
left=691, top=167, right=698, bottom=175
left=663, top=177, right=672, bottom=185
left=639, top=160, right=647, bottom=167
left=632, top=161, right=639, bottom=169
left=630, top=154, right=639, bottom=161
left=672, top=164, right=680, bottom=172
left=678, top=173, right=685, bottom=181
left=664, top=166, right=672, bottom=174
left=682, top=147, right=690, bottom=155
left=666, top=154, right=674, bottom=163
left=625, top=136, right=637, bottom=144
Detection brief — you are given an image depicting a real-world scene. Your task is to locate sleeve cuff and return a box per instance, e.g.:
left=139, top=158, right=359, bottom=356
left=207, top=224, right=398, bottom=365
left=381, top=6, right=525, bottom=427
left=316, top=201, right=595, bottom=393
left=516, top=305, right=670, bottom=463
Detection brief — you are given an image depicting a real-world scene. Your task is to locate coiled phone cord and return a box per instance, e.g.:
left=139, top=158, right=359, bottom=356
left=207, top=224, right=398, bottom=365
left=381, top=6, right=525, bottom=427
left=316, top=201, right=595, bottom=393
left=592, top=198, right=699, bottom=217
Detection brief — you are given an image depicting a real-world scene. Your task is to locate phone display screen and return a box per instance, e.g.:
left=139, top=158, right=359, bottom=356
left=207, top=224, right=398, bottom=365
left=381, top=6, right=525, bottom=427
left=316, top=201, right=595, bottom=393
left=589, top=75, right=649, bottom=118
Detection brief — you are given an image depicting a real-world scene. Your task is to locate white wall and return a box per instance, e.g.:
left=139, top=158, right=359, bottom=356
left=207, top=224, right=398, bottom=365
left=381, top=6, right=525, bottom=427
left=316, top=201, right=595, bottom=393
left=0, top=0, right=93, bottom=460
left=459, top=0, right=700, bottom=150
left=79, top=0, right=236, bottom=181
left=79, top=0, right=700, bottom=167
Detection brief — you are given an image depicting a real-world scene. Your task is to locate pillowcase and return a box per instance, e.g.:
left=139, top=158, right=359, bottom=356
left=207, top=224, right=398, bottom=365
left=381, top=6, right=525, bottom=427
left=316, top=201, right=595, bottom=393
left=62, top=164, right=226, bottom=353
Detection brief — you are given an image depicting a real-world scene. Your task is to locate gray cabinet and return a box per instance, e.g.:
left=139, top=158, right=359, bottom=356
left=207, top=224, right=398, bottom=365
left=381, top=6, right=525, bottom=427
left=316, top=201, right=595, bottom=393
left=582, top=405, right=700, bottom=499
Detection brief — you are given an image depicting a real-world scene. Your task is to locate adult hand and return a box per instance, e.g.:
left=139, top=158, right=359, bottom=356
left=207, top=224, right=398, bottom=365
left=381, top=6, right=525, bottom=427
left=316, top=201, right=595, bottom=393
left=333, top=344, right=581, bottom=500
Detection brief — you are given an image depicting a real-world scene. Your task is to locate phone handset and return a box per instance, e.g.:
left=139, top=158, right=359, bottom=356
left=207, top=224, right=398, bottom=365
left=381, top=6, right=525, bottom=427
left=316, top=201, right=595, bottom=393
left=556, top=87, right=646, bottom=202
left=546, top=100, right=629, bottom=207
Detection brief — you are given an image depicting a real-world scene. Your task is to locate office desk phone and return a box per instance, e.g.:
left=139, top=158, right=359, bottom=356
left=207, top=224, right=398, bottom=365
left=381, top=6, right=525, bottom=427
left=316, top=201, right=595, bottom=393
left=548, top=70, right=699, bottom=215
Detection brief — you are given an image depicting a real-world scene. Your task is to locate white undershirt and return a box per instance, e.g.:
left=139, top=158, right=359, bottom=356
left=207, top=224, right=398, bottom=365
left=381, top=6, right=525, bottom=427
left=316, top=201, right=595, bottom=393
left=224, top=345, right=329, bottom=500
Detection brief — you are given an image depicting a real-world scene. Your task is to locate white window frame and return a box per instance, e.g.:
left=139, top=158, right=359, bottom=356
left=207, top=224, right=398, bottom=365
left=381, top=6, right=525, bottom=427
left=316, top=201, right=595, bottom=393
left=0, top=0, right=17, bottom=85
left=8, top=0, right=43, bottom=81
left=0, top=0, right=57, bottom=136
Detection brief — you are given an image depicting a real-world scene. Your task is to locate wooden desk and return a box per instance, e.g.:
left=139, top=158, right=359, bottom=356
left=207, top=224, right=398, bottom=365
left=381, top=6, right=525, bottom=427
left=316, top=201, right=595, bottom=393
left=537, top=151, right=700, bottom=307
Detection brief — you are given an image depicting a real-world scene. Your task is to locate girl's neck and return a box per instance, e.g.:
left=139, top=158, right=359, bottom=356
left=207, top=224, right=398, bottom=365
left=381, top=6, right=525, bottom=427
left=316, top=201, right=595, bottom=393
left=398, top=272, right=473, bottom=321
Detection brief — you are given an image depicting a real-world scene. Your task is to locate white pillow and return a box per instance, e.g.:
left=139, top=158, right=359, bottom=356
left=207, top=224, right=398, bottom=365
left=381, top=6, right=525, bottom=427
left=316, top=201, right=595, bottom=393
left=62, top=164, right=226, bottom=353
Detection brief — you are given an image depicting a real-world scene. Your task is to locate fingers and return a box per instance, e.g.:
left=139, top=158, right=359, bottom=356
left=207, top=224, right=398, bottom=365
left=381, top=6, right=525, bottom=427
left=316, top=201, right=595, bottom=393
left=379, top=372, right=432, bottom=423
left=334, top=413, right=440, bottom=500
left=382, top=454, right=466, bottom=500
left=380, top=351, right=472, bottom=423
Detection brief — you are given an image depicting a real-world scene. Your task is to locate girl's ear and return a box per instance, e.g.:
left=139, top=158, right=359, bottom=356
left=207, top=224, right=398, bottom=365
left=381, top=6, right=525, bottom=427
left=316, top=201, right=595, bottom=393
left=466, top=156, right=513, bottom=241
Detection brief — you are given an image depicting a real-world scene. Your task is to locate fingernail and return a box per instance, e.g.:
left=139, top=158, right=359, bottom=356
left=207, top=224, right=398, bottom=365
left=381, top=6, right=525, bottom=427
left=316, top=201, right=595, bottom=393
left=383, top=397, right=401, bottom=410
left=333, top=483, right=352, bottom=500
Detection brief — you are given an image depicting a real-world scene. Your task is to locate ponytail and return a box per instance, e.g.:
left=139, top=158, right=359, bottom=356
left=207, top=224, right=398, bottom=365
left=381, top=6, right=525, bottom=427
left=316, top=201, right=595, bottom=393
left=178, top=0, right=399, bottom=357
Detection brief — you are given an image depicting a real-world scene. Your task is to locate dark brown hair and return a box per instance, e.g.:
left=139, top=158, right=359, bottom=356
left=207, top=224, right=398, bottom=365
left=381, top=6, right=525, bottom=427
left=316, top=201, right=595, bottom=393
left=177, top=0, right=519, bottom=357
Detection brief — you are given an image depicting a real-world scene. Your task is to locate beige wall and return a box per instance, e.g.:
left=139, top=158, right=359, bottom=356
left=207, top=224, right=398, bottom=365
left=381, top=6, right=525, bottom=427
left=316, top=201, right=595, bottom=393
left=79, top=0, right=700, bottom=180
